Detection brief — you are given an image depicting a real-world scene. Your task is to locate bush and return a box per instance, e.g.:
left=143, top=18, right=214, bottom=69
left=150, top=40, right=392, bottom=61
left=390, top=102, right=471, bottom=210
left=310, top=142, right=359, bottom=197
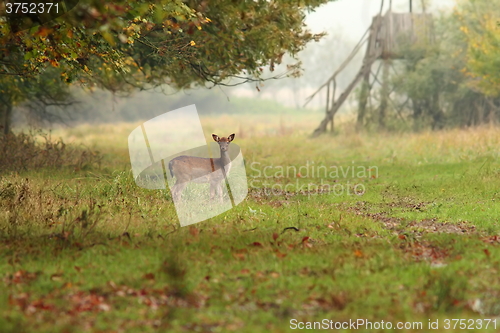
left=0, top=130, right=101, bottom=173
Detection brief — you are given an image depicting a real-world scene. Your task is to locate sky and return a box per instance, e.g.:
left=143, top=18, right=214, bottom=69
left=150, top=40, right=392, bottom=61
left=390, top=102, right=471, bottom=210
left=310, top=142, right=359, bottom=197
left=306, top=0, right=456, bottom=38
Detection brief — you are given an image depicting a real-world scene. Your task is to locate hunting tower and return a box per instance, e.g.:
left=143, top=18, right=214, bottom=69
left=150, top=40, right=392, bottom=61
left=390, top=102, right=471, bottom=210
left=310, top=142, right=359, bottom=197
left=308, top=4, right=434, bottom=136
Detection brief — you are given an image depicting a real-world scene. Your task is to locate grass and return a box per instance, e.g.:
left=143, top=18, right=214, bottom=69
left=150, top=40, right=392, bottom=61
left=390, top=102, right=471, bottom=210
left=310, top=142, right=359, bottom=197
left=1, top=117, right=500, bottom=332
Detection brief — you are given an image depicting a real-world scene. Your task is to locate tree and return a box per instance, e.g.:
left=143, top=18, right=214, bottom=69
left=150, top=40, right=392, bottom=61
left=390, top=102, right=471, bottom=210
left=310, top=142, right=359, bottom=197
left=455, top=0, right=500, bottom=97
left=0, top=0, right=332, bottom=132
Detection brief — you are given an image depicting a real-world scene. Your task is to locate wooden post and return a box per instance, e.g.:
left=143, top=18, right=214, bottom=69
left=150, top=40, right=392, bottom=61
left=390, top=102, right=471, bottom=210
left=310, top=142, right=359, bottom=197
left=379, top=59, right=390, bottom=129
left=326, top=81, right=330, bottom=120
left=356, top=72, right=370, bottom=131
left=330, top=80, right=336, bottom=132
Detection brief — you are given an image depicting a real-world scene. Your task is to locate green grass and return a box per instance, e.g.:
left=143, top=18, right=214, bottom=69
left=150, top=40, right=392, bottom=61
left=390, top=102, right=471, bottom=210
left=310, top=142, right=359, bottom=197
left=1, top=121, right=500, bottom=332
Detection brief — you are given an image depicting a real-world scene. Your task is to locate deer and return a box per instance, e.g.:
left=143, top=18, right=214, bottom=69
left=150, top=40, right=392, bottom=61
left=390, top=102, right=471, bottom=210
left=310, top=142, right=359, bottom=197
left=168, top=133, right=235, bottom=203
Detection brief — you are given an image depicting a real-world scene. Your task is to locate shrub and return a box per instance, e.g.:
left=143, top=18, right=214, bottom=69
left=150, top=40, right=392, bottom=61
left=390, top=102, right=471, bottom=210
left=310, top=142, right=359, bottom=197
left=0, top=130, right=101, bottom=172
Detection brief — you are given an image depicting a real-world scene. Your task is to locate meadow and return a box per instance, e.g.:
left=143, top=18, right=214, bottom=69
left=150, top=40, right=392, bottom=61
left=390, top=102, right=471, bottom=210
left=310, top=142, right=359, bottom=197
left=1, top=113, right=500, bottom=332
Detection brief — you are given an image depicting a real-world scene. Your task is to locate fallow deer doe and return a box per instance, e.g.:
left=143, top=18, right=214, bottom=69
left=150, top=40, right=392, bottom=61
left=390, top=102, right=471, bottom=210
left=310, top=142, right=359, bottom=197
left=168, top=133, right=235, bottom=203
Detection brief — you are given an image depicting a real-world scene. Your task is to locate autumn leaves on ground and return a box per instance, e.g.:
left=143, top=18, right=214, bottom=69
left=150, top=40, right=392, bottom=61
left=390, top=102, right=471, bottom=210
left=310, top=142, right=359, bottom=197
left=1, top=119, right=500, bottom=332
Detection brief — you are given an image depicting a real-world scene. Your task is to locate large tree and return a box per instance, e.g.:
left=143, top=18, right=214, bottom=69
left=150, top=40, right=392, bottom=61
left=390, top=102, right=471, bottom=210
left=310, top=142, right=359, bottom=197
left=0, top=0, right=332, bottom=132
left=454, top=0, right=500, bottom=97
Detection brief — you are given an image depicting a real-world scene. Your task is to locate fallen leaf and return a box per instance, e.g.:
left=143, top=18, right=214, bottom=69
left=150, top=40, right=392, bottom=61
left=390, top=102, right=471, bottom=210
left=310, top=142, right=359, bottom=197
left=50, top=273, right=64, bottom=281
left=189, top=226, right=199, bottom=237
left=354, top=249, right=363, bottom=258
left=272, top=232, right=279, bottom=241
left=143, top=273, right=155, bottom=280
left=233, top=253, right=246, bottom=260
left=275, top=252, right=287, bottom=258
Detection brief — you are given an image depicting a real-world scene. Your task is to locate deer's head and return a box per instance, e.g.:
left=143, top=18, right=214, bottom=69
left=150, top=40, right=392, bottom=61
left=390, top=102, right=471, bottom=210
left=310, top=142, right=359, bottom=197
left=212, top=133, right=235, bottom=152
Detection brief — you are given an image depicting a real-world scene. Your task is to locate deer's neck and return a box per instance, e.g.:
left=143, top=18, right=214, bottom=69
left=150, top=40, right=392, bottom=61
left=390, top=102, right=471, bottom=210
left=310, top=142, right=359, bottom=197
left=219, top=149, right=231, bottom=167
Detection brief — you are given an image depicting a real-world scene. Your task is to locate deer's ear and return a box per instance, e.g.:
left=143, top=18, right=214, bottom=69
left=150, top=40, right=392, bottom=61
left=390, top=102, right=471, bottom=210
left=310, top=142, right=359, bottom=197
left=228, top=133, right=235, bottom=142
left=212, top=134, right=220, bottom=142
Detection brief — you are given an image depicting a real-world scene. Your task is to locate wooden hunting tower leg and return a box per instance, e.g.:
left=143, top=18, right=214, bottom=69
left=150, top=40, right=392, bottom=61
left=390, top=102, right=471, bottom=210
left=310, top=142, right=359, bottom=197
left=357, top=71, right=370, bottom=131
left=379, top=59, right=390, bottom=129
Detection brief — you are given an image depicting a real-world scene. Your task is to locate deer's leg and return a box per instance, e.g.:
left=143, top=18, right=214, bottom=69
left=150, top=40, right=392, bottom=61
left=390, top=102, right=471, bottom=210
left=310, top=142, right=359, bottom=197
left=209, top=181, right=216, bottom=200
left=172, top=181, right=188, bottom=203
left=216, top=181, right=223, bottom=203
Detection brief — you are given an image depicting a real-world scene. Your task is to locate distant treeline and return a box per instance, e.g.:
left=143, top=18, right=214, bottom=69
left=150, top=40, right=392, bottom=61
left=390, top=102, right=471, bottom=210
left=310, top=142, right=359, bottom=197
left=17, top=87, right=314, bottom=126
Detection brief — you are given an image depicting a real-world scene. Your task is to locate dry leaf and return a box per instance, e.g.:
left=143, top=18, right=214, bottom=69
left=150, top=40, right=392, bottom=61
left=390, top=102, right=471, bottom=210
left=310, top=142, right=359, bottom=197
left=189, top=226, right=199, bottom=237
left=143, top=273, right=155, bottom=280
left=354, top=249, right=363, bottom=258
left=233, top=253, right=246, bottom=260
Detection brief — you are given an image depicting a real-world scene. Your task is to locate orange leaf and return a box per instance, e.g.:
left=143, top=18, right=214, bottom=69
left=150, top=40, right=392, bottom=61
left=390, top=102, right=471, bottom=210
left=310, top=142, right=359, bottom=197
left=189, top=226, right=199, bottom=237
left=35, top=27, right=52, bottom=37
left=354, top=249, right=363, bottom=258
left=275, top=251, right=287, bottom=258
left=233, top=253, right=246, bottom=260
left=272, top=232, right=279, bottom=241
left=301, top=236, right=310, bottom=243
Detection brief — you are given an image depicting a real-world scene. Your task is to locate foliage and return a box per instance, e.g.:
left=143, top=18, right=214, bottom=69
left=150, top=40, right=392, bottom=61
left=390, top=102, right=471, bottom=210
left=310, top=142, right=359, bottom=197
left=1, top=0, right=331, bottom=89
left=455, top=0, right=500, bottom=97
left=0, top=67, right=76, bottom=133
left=0, top=129, right=101, bottom=172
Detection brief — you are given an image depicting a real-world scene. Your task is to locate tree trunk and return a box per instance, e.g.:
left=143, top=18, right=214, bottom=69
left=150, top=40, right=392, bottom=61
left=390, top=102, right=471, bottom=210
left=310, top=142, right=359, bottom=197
left=431, top=91, right=444, bottom=130
left=0, top=97, right=13, bottom=135
left=412, top=98, right=423, bottom=131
